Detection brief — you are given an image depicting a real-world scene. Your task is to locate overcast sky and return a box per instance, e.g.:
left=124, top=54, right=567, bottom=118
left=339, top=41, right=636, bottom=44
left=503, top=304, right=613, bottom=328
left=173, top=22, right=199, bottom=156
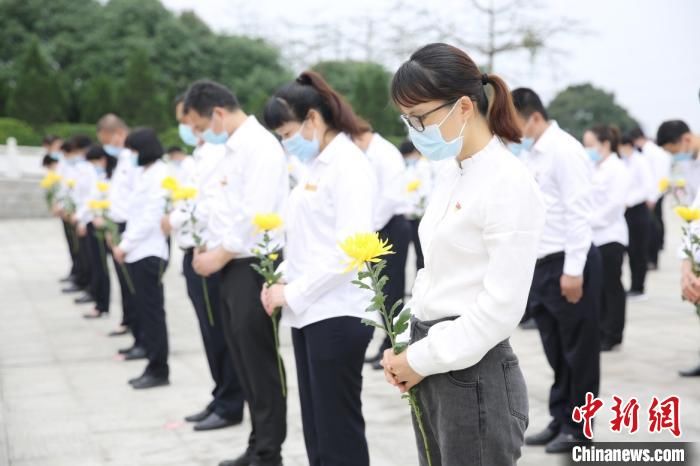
left=161, top=0, right=700, bottom=138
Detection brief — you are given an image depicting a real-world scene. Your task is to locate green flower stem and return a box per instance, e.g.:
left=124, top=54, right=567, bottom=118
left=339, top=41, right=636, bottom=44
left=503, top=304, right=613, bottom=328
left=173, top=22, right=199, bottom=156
left=96, top=229, right=108, bottom=274
left=270, top=305, right=286, bottom=398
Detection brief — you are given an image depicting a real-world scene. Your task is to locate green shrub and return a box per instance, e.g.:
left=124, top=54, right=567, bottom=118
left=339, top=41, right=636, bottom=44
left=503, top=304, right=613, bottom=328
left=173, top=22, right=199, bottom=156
left=0, top=118, right=42, bottom=145
left=44, top=123, right=97, bottom=141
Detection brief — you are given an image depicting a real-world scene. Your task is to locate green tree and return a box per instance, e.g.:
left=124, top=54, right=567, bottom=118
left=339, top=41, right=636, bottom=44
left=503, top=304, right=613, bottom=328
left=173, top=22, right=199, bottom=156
left=80, top=76, right=116, bottom=123
left=547, top=83, right=639, bottom=140
left=116, top=48, right=167, bottom=130
left=6, top=39, right=66, bottom=128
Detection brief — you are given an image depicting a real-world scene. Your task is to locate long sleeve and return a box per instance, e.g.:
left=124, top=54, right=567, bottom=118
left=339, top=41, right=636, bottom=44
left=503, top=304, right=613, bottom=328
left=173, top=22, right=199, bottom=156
left=591, top=163, right=629, bottom=229
left=407, top=170, right=545, bottom=377
left=284, top=158, right=375, bottom=315
left=74, top=165, right=98, bottom=226
left=120, top=170, right=166, bottom=254
left=555, top=151, right=593, bottom=276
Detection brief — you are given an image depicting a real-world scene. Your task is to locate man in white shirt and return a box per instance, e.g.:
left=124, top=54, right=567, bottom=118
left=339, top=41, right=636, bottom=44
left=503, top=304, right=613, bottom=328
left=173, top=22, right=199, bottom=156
left=160, top=97, right=245, bottom=431
left=629, top=127, right=671, bottom=270
left=97, top=114, right=138, bottom=341
left=661, top=119, right=700, bottom=378
left=184, top=80, right=288, bottom=466
left=354, top=129, right=411, bottom=370
left=165, top=145, right=196, bottom=185
left=512, top=88, right=602, bottom=453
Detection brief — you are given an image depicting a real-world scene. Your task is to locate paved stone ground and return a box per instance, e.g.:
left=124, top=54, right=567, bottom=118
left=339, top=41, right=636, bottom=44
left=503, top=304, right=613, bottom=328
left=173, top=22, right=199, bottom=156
left=0, top=214, right=698, bottom=466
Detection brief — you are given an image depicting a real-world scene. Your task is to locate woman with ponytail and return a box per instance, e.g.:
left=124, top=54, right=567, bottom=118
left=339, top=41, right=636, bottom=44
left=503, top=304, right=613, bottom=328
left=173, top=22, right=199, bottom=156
left=261, top=71, right=376, bottom=466
left=381, top=43, right=545, bottom=465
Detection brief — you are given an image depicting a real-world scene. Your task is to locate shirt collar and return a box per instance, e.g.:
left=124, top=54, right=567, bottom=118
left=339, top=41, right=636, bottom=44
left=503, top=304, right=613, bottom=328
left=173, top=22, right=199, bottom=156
left=225, top=115, right=257, bottom=153
left=532, top=120, right=560, bottom=155
left=317, top=132, right=351, bottom=164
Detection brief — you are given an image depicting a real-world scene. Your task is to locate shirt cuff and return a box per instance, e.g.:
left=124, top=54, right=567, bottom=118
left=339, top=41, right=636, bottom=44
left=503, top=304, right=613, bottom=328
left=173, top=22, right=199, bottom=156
left=406, top=337, right=439, bottom=378
left=283, top=279, right=309, bottom=316
left=119, top=237, right=135, bottom=254
left=169, top=210, right=188, bottom=230
left=222, top=236, right=244, bottom=256
left=563, top=254, right=586, bottom=276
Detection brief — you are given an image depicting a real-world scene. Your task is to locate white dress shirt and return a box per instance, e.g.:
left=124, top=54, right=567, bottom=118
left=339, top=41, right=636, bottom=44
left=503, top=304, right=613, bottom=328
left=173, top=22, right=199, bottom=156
left=108, top=149, right=135, bottom=223
left=671, top=156, right=700, bottom=205
left=206, top=116, right=288, bottom=258
left=119, top=160, right=169, bottom=264
left=520, top=121, right=594, bottom=276
left=71, top=159, right=98, bottom=226
left=402, top=157, right=433, bottom=219
left=591, top=154, right=629, bottom=247
left=167, top=156, right=196, bottom=186
left=641, top=141, right=671, bottom=202
left=406, top=136, right=545, bottom=377
left=169, top=144, right=226, bottom=250
left=286, top=153, right=309, bottom=190
left=76, top=168, right=108, bottom=227
left=623, top=152, right=655, bottom=206
left=280, top=132, right=377, bottom=329
left=365, top=133, right=407, bottom=231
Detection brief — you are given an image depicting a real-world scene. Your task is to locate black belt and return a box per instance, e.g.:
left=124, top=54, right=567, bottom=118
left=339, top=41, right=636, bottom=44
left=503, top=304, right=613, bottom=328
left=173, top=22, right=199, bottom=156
left=536, top=251, right=565, bottom=267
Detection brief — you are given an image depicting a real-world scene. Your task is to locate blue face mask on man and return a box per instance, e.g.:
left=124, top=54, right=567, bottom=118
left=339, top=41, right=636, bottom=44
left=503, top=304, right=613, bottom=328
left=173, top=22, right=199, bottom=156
left=407, top=101, right=466, bottom=162
left=201, top=114, right=229, bottom=145
left=586, top=147, right=602, bottom=163
left=282, top=121, right=320, bottom=163
left=673, top=152, right=693, bottom=163
left=50, top=151, right=63, bottom=161
left=104, top=145, right=121, bottom=157
left=178, top=123, right=199, bottom=146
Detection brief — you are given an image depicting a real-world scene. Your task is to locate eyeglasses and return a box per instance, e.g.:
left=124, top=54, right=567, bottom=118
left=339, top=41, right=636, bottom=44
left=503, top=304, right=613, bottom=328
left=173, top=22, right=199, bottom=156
left=400, top=100, right=458, bottom=132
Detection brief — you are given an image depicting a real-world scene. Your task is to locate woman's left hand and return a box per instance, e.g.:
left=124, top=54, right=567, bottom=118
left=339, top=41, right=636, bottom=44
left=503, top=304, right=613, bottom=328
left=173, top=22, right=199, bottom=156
left=262, top=283, right=287, bottom=316
left=382, top=348, right=424, bottom=393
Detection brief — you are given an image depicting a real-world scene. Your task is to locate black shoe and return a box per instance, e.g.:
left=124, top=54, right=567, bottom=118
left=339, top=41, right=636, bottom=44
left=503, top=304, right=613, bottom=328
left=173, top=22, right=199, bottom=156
left=128, top=373, right=145, bottom=385
left=118, top=345, right=135, bottom=355
left=83, top=310, right=108, bottom=319
left=108, top=326, right=130, bottom=337
left=219, top=452, right=252, bottom=466
left=59, top=274, right=75, bottom=283
left=131, top=374, right=169, bottom=390
left=364, top=351, right=382, bottom=364
left=123, top=346, right=147, bottom=360
left=74, top=293, right=95, bottom=304
left=371, top=359, right=383, bottom=371
left=519, top=318, right=538, bottom=330
left=525, top=425, right=560, bottom=446
left=648, top=262, right=658, bottom=271
left=679, top=363, right=700, bottom=377
left=194, top=412, right=241, bottom=431
left=61, top=283, right=83, bottom=293
left=545, top=432, right=590, bottom=454
left=185, top=408, right=212, bottom=423
left=600, top=341, right=620, bottom=352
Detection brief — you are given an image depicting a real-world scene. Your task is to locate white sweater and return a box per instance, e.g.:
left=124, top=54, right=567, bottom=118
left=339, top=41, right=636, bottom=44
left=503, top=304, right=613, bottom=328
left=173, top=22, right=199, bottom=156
left=407, top=136, right=545, bottom=377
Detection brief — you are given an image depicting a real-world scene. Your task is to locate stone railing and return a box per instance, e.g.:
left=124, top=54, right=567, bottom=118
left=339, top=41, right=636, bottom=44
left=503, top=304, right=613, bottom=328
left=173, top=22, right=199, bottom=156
left=0, top=138, right=49, bottom=219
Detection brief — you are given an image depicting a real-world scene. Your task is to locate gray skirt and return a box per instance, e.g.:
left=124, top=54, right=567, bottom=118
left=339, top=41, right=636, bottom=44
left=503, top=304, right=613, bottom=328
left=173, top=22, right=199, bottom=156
left=409, top=317, right=529, bottom=466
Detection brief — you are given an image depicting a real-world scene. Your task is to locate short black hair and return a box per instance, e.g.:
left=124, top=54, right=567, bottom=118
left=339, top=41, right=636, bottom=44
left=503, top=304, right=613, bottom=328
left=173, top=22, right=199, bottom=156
left=183, top=80, right=239, bottom=117
left=42, top=154, right=58, bottom=167
left=399, top=139, right=416, bottom=156
left=627, top=126, right=645, bottom=141
left=657, top=120, right=691, bottom=146
left=125, top=128, right=164, bottom=166
left=60, top=141, right=73, bottom=153
left=86, top=145, right=109, bottom=161
left=166, top=145, right=183, bottom=155
left=42, top=135, right=61, bottom=146
left=69, top=134, right=92, bottom=151
left=511, top=87, right=548, bottom=120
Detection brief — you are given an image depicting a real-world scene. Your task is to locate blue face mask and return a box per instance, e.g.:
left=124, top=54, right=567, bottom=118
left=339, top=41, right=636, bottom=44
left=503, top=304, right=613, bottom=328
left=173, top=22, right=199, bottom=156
left=405, top=157, right=418, bottom=167
left=586, top=147, right=602, bottom=163
left=407, top=101, right=466, bottom=162
left=282, top=122, right=320, bottom=163
left=508, top=143, right=522, bottom=156
left=674, top=152, right=693, bottom=162
left=50, top=151, right=63, bottom=161
left=178, top=123, right=199, bottom=146
left=129, top=151, right=138, bottom=167
left=201, top=115, right=229, bottom=145
left=521, top=137, right=534, bottom=152
left=95, top=165, right=106, bottom=176
left=104, top=145, right=121, bottom=157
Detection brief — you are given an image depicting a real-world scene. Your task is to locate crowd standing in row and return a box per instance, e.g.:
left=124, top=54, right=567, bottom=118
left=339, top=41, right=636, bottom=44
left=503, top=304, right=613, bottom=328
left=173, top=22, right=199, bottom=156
left=39, top=42, right=700, bottom=466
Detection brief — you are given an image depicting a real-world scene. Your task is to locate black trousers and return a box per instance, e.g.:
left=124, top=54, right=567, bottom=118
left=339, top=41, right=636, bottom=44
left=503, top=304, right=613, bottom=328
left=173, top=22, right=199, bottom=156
left=648, top=195, right=665, bottom=266
left=76, top=230, right=93, bottom=291
left=219, top=258, right=286, bottom=465
left=128, top=256, right=169, bottom=378
left=528, top=246, right=601, bottom=436
left=183, top=250, right=245, bottom=420
left=111, top=222, right=136, bottom=328
left=87, top=223, right=110, bottom=312
left=62, top=219, right=79, bottom=278
left=598, top=242, right=627, bottom=346
left=377, top=215, right=411, bottom=352
left=625, top=202, right=651, bottom=292
left=409, top=218, right=425, bottom=270
left=292, top=316, right=373, bottom=466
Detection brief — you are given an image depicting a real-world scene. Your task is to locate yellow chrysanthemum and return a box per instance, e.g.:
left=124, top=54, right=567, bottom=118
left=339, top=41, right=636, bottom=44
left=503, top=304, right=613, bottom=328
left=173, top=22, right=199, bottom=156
left=97, top=181, right=110, bottom=193
left=171, top=186, right=198, bottom=201
left=340, top=232, right=394, bottom=272
left=99, top=200, right=111, bottom=210
left=88, top=199, right=101, bottom=210
left=675, top=178, right=687, bottom=188
left=658, top=178, right=670, bottom=193
left=269, top=253, right=279, bottom=261
left=66, top=179, right=76, bottom=189
left=407, top=179, right=421, bottom=193
left=161, top=176, right=179, bottom=192
left=253, top=213, right=283, bottom=232
left=674, top=206, right=700, bottom=222
left=39, top=172, right=61, bottom=189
